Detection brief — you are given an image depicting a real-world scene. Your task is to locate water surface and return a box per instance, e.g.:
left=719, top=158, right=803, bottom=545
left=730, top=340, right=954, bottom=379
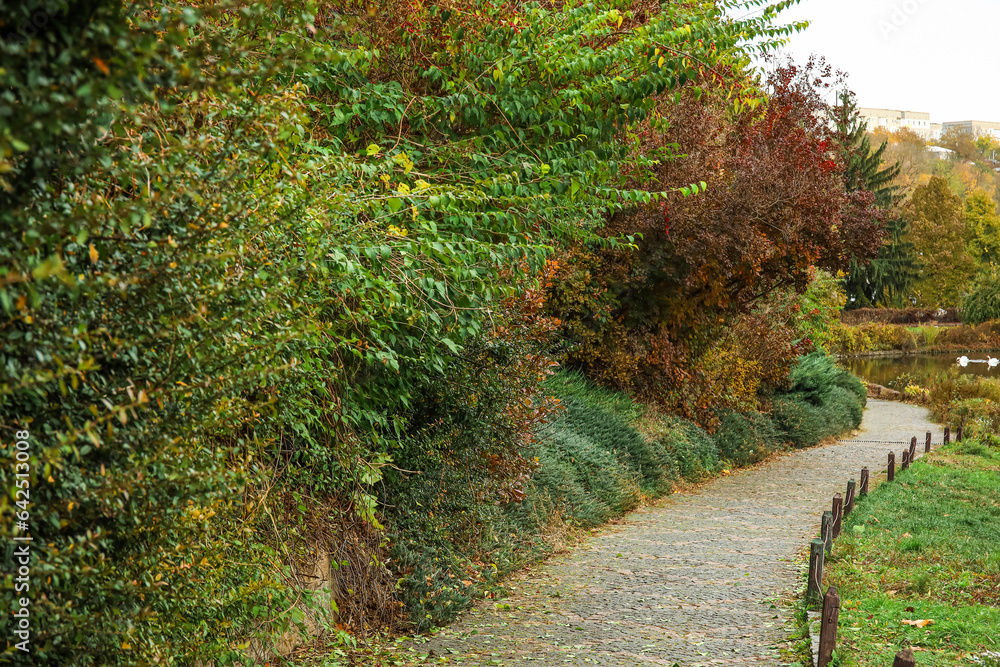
left=842, top=353, right=998, bottom=389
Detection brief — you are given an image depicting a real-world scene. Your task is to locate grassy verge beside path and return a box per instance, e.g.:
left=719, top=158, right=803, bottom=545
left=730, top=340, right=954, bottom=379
left=823, top=439, right=1000, bottom=666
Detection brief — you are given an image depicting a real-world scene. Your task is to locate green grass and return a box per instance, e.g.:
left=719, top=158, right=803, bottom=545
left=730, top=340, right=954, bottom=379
left=906, top=325, right=941, bottom=347
left=824, top=439, right=1000, bottom=665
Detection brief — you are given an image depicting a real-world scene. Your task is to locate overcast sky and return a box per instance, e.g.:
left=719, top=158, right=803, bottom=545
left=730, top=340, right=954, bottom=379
left=771, top=0, right=1000, bottom=123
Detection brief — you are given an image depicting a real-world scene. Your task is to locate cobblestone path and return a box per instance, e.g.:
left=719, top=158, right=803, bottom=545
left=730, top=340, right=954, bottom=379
left=408, top=400, right=941, bottom=666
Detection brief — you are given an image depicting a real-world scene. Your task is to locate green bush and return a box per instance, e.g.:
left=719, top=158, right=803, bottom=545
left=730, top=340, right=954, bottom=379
left=772, top=354, right=865, bottom=447
left=714, top=410, right=781, bottom=467
left=561, top=397, right=674, bottom=496
left=826, top=385, right=865, bottom=432
left=964, top=275, right=1000, bottom=325
left=654, top=418, right=721, bottom=482
left=771, top=394, right=827, bottom=448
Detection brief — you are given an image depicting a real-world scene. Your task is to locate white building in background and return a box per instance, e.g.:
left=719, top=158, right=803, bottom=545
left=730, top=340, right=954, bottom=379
left=941, top=120, right=1000, bottom=141
left=927, top=146, right=954, bottom=160
left=858, top=107, right=940, bottom=140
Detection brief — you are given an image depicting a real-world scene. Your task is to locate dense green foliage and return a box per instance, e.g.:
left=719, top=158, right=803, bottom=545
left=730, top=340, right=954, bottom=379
left=964, top=274, right=1000, bottom=325
left=1, top=0, right=830, bottom=663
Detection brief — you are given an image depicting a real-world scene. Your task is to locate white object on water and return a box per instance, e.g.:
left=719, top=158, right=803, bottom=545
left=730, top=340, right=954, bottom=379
left=957, top=356, right=970, bottom=367
left=989, top=356, right=999, bottom=368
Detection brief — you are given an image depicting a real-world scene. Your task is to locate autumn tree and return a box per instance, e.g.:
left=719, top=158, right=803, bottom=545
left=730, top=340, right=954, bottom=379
left=966, top=188, right=1000, bottom=268
left=905, top=176, right=976, bottom=306
left=975, top=135, right=1000, bottom=160
left=547, top=60, right=886, bottom=415
left=873, top=127, right=933, bottom=194
left=938, top=126, right=980, bottom=162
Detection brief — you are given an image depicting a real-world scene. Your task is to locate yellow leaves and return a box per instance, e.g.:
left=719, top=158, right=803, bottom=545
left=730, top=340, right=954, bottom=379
left=387, top=225, right=408, bottom=237
left=902, top=618, right=934, bottom=628
left=392, top=151, right=414, bottom=174
left=657, top=56, right=664, bottom=68
left=89, top=243, right=99, bottom=264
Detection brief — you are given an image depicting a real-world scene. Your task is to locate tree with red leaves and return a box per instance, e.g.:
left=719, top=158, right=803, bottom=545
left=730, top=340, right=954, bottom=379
left=548, top=58, right=887, bottom=413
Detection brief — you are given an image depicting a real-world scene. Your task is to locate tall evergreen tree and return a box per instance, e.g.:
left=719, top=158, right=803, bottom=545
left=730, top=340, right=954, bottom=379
left=833, top=90, right=919, bottom=308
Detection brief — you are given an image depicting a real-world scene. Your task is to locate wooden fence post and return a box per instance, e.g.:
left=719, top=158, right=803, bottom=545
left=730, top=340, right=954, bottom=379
left=893, top=648, right=916, bottom=667
left=909, top=436, right=917, bottom=463
left=944, top=426, right=950, bottom=444
left=901, top=449, right=909, bottom=471
left=817, top=586, right=840, bottom=667
left=888, top=451, right=895, bottom=482
left=925, top=431, right=932, bottom=453
left=807, top=539, right=825, bottom=605
left=821, top=511, right=833, bottom=555
left=844, top=479, right=856, bottom=516
left=860, top=467, right=869, bottom=497
left=957, top=423, right=964, bottom=442
left=832, top=493, right=843, bottom=539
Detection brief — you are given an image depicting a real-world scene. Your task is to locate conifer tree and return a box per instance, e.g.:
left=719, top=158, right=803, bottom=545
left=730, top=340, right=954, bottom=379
left=833, top=90, right=919, bottom=307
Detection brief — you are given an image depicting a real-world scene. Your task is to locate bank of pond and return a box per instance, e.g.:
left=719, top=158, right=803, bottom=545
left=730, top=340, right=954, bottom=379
left=842, top=353, right=1000, bottom=390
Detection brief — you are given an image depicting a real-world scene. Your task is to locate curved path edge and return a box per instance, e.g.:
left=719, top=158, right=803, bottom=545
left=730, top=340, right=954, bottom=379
left=403, top=400, right=941, bottom=666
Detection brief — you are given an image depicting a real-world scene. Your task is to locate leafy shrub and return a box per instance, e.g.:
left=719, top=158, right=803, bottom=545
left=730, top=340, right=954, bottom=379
left=562, top=397, right=674, bottom=497
left=772, top=354, right=865, bottom=447
left=825, top=385, right=865, bottom=432
left=827, top=322, right=918, bottom=355
left=771, top=394, right=828, bottom=448
left=653, top=418, right=721, bottom=482
left=933, top=321, right=1000, bottom=349
left=713, top=410, right=781, bottom=467
left=964, top=275, right=1000, bottom=325
left=833, top=368, right=868, bottom=403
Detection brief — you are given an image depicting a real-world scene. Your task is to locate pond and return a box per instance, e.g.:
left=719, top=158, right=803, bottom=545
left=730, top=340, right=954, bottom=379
left=841, top=353, right=1000, bottom=390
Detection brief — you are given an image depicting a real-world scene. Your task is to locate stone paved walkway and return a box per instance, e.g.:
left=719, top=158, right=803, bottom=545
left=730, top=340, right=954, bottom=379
left=409, top=400, right=941, bottom=666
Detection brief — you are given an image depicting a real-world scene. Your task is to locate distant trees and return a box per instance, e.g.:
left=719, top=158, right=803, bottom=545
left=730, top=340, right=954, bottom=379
left=905, top=176, right=976, bottom=307
left=939, top=126, right=981, bottom=162
left=966, top=189, right=1000, bottom=268
left=871, top=127, right=934, bottom=194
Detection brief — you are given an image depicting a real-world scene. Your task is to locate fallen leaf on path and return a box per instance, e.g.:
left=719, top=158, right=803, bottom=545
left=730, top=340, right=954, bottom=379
left=902, top=619, right=934, bottom=628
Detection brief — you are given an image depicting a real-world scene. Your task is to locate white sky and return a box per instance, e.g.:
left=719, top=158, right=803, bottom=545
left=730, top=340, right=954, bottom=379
left=772, top=0, right=1000, bottom=123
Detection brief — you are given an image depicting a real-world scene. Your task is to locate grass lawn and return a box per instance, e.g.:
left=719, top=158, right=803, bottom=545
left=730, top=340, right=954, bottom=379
left=824, top=439, right=1000, bottom=666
